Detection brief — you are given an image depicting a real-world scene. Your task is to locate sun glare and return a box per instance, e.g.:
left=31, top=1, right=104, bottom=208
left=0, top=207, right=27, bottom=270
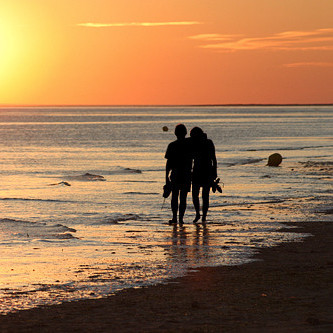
left=0, top=13, right=66, bottom=104
left=0, top=20, right=16, bottom=76
left=0, top=0, right=332, bottom=105
left=0, top=17, right=28, bottom=101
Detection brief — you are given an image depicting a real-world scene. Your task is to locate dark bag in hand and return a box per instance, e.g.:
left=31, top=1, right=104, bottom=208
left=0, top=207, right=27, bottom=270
left=163, top=182, right=172, bottom=198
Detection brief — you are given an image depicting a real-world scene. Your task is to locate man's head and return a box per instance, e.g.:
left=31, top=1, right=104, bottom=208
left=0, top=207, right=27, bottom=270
left=174, top=124, right=187, bottom=139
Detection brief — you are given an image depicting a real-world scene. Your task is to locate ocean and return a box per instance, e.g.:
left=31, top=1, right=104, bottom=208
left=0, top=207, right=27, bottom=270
left=0, top=106, right=332, bottom=314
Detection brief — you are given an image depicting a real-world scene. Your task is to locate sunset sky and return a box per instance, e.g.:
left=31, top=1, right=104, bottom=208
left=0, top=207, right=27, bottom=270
left=0, top=0, right=332, bottom=105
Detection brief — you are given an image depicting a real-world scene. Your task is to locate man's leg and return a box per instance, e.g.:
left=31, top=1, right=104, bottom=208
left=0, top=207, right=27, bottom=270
left=192, top=184, right=201, bottom=223
left=170, top=188, right=179, bottom=223
left=179, top=189, right=188, bottom=224
left=202, top=185, right=210, bottom=223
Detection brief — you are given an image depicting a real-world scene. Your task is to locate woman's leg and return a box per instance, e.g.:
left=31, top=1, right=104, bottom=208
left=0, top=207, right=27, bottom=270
left=202, top=185, right=210, bottom=222
left=192, top=184, right=201, bottom=223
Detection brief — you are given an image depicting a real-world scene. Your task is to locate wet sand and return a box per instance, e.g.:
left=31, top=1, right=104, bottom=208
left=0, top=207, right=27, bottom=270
left=0, top=221, right=332, bottom=332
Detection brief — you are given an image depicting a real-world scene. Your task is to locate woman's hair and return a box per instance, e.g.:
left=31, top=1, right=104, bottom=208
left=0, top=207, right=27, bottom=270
left=190, top=126, right=204, bottom=138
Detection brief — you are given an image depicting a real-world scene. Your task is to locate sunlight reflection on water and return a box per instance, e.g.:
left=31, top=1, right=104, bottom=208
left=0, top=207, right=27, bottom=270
left=0, top=106, right=332, bottom=313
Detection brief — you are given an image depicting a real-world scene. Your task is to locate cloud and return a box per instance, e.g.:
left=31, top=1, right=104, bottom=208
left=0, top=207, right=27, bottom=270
left=78, top=21, right=201, bottom=28
left=283, top=62, right=333, bottom=68
left=189, top=28, right=333, bottom=52
left=189, top=33, right=244, bottom=41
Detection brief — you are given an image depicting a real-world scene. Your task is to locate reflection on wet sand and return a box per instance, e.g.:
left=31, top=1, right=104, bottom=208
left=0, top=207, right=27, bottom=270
left=193, top=224, right=209, bottom=262
left=167, top=224, right=211, bottom=268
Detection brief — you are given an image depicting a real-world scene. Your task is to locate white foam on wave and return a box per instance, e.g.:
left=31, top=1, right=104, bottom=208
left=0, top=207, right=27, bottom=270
left=63, top=167, right=143, bottom=182
left=65, top=173, right=106, bottom=181
left=0, top=218, right=77, bottom=241
left=99, top=213, right=142, bottom=224
left=0, top=197, right=76, bottom=203
left=243, top=144, right=333, bottom=152
left=123, top=192, right=159, bottom=195
left=102, top=167, right=142, bottom=175
left=223, top=158, right=264, bottom=167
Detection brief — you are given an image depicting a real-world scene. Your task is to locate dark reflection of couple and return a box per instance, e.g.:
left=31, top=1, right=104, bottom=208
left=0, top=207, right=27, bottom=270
left=165, top=124, right=218, bottom=225
left=168, top=223, right=210, bottom=266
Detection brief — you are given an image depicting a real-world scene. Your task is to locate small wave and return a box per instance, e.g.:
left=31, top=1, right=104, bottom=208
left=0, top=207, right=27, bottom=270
left=321, top=189, right=333, bottom=194
left=244, top=145, right=333, bottom=152
left=123, top=167, right=142, bottom=174
left=0, top=218, right=76, bottom=240
left=48, top=181, right=71, bottom=187
left=123, top=192, right=159, bottom=195
left=50, top=233, right=77, bottom=239
left=64, top=168, right=143, bottom=181
left=53, top=224, right=76, bottom=233
left=0, top=198, right=76, bottom=203
left=211, top=196, right=316, bottom=209
left=211, top=198, right=290, bottom=208
left=142, top=168, right=165, bottom=172
left=0, top=218, right=35, bottom=226
left=66, top=173, right=106, bottom=181
left=103, top=167, right=142, bottom=175
left=299, top=161, right=333, bottom=176
left=110, top=180, right=158, bottom=183
left=13, top=233, right=77, bottom=240
left=300, top=161, right=333, bottom=168
left=225, top=158, right=264, bottom=167
left=100, top=213, right=142, bottom=224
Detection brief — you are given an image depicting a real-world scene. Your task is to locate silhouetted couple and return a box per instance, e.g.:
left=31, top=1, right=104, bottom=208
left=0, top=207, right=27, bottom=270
left=165, top=124, right=217, bottom=225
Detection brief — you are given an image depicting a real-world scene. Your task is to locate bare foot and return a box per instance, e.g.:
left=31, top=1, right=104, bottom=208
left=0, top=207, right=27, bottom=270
left=168, top=219, right=177, bottom=225
left=193, top=214, right=201, bottom=223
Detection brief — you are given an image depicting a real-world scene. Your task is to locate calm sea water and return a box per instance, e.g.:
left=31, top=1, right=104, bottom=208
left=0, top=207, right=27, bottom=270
left=0, top=106, right=332, bottom=313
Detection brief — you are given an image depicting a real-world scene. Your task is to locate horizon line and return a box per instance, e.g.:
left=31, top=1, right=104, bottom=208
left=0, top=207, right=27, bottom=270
left=0, top=103, right=332, bottom=108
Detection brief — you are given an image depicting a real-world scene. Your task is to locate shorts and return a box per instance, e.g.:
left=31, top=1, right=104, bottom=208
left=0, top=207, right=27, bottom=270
left=170, top=169, right=191, bottom=192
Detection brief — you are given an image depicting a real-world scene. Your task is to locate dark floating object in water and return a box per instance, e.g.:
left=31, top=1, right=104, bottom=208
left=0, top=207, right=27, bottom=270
left=49, top=181, right=71, bottom=186
left=162, top=126, right=169, bottom=132
left=267, top=153, right=283, bottom=167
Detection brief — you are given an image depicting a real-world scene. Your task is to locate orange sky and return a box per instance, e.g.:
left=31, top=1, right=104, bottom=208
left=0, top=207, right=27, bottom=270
left=0, top=0, right=332, bottom=105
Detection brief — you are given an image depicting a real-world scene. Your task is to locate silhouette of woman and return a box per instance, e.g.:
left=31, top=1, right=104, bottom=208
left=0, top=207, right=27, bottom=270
left=190, top=127, right=217, bottom=223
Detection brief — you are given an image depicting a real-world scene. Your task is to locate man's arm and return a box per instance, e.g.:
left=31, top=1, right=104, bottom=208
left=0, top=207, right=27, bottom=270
left=165, top=160, right=171, bottom=183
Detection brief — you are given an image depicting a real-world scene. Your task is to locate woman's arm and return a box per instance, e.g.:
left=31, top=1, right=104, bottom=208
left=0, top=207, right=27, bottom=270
left=211, top=141, right=218, bottom=179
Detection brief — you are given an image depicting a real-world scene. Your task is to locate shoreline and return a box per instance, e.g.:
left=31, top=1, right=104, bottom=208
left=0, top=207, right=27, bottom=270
left=0, top=220, right=332, bottom=332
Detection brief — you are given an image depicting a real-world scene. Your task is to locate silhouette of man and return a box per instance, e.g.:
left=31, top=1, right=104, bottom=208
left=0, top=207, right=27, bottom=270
left=190, top=127, right=217, bottom=223
left=165, top=124, right=192, bottom=225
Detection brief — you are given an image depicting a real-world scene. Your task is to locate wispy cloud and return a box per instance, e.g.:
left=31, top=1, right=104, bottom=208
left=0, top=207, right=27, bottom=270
left=189, top=33, right=244, bottom=41
left=283, top=62, right=333, bottom=68
left=189, top=28, right=333, bottom=52
left=78, top=21, right=201, bottom=28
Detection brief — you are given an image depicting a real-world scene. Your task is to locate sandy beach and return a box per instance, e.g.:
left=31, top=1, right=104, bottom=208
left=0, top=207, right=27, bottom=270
left=0, top=220, right=331, bottom=332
